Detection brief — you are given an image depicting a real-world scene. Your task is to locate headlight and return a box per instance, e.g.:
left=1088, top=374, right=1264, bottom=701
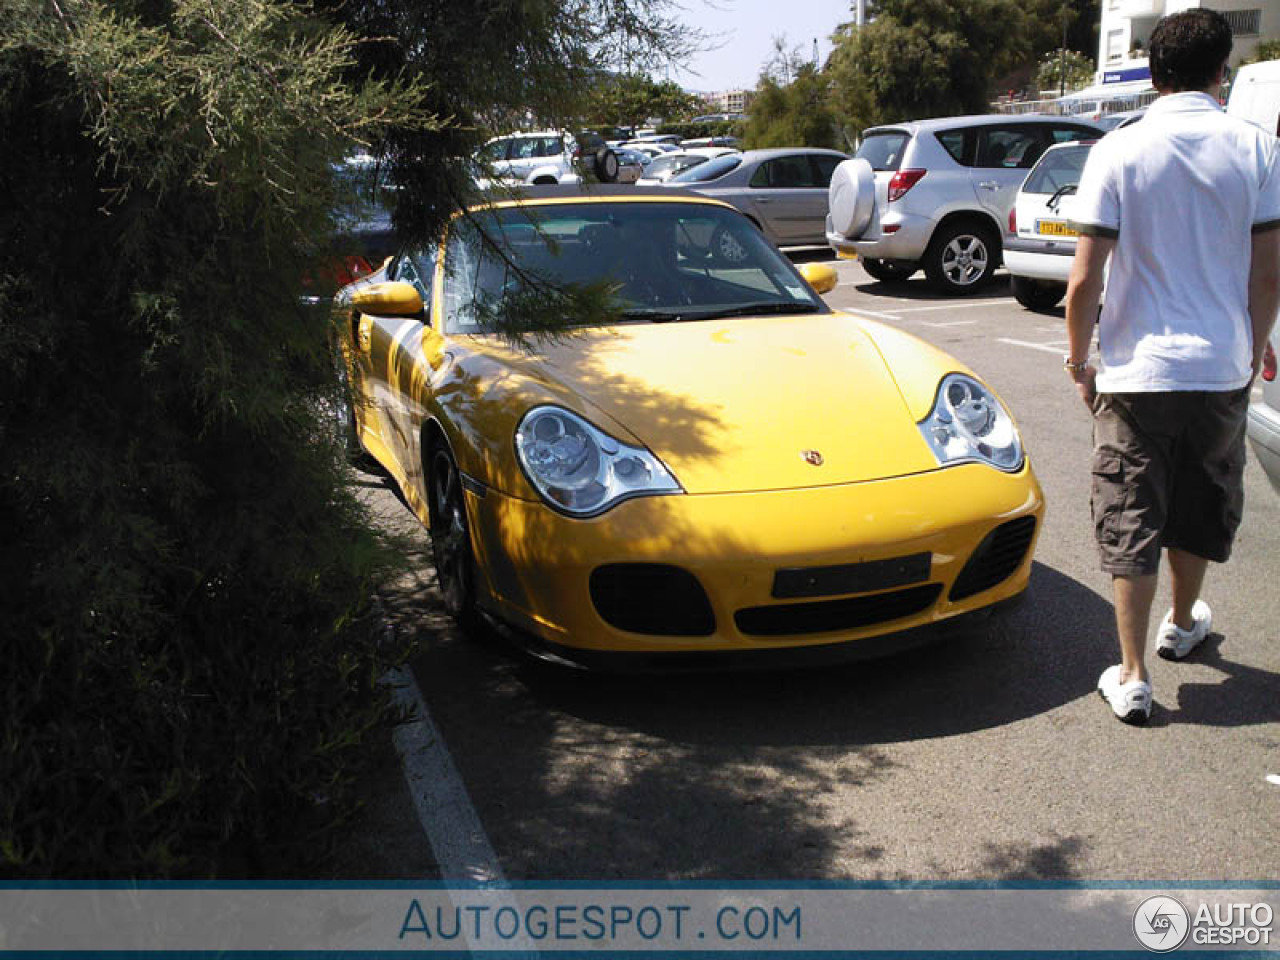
left=919, top=373, right=1024, bottom=472
left=515, top=406, right=681, bottom=516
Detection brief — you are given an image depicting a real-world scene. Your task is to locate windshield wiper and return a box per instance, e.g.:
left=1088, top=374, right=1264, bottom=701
left=682, top=302, right=822, bottom=321
left=620, top=308, right=685, bottom=323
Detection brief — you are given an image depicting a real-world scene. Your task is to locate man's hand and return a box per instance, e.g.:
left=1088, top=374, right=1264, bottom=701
left=1070, top=364, right=1098, bottom=411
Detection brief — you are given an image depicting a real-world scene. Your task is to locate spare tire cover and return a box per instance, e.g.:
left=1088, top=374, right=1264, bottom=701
left=828, top=157, right=875, bottom=239
left=596, top=147, right=620, bottom=183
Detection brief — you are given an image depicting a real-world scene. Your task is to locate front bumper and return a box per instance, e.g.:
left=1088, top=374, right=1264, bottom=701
left=1247, top=399, right=1280, bottom=491
left=464, top=462, right=1045, bottom=655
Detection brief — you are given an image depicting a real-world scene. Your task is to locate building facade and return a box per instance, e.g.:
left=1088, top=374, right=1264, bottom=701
left=1098, top=0, right=1280, bottom=85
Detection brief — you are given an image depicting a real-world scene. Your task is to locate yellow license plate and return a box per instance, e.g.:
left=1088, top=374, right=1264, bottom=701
left=1037, top=220, right=1077, bottom=237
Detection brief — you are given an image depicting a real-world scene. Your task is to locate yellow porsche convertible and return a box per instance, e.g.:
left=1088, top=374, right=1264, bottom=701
left=337, top=186, right=1044, bottom=667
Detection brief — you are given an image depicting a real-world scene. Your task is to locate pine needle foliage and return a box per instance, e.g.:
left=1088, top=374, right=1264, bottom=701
left=0, top=0, right=429, bottom=876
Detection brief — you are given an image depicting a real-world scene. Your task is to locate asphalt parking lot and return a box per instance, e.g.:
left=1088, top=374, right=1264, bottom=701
left=351, top=253, right=1280, bottom=883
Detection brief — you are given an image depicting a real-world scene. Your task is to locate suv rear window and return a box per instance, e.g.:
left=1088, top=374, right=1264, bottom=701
left=855, top=132, right=908, bottom=172
left=1022, top=144, right=1092, bottom=195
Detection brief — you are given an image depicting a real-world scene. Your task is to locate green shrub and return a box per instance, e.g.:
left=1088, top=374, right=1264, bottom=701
left=0, top=0, right=419, bottom=877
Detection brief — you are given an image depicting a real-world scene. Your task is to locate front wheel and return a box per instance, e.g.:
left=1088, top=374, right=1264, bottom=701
left=924, top=222, right=999, bottom=294
left=861, top=258, right=917, bottom=284
left=1011, top=275, right=1066, bottom=312
left=427, top=444, right=479, bottom=631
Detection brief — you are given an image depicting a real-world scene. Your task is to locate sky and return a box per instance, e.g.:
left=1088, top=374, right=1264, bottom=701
left=667, top=0, right=855, bottom=93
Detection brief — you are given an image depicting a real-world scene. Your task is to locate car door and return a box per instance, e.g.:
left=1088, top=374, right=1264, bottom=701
left=969, top=124, right=1046, bottom=229
left=354, top=247, right=437, bottom=481
left=746, top=153, right=829, bottom=244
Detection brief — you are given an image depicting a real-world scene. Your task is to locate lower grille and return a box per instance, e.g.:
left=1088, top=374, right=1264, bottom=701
left=734, top=583, right=942, bottom=638
left=948, top=516, right=1037, bottom=601
left=590, top=563, right=716, bottom=636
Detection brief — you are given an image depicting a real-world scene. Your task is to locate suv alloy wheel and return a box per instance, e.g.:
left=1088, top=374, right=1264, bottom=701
left=924, top=221, right=998, bottom=294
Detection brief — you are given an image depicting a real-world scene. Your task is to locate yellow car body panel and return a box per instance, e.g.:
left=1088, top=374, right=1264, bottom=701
left=339, top=191, right=1045, bottom=661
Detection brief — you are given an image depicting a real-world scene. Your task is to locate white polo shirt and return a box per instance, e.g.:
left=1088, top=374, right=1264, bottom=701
left=1071, top=91, right=1280, bottom=392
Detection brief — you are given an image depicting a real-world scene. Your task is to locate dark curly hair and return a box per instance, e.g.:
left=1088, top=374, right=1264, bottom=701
left=1148, top=8, right=1233, bottom=92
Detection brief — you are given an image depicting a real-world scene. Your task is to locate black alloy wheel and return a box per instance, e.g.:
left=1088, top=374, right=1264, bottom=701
left=428, top=444, right=478, bottom=629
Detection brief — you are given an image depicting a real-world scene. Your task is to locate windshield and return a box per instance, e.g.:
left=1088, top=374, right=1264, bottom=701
left=670, top=155, right=742, bottom=183
left=442, top=202, right=828, bottom=334
left=1023, top=144, right=1092, bottom=195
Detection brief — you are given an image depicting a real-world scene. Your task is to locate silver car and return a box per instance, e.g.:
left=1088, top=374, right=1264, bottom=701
left=667, top=148, right=849, bottom=258
left=1248, top=329, right=1280, bottom=492
left=826, top=115, right=1103, bottom=293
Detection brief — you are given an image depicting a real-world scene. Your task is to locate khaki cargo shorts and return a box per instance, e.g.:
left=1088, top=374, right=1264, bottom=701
left=1091, top=388, right=1249, bottom=576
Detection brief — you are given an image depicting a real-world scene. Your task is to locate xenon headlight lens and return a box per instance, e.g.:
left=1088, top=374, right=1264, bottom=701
left=515, top=406, right=681, bottom=516
left=919, top=373, right=1023, bottom=471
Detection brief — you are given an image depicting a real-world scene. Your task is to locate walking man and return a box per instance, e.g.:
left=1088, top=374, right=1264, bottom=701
left=1064, top=7, right=1280, bottom=724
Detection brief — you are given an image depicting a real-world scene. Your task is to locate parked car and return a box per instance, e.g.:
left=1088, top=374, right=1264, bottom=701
left=335, top=186, right=1044, bottom=667
left=1227, top=58, right=1280, bottom=136
left=1003, top=140, right=1094, bottom=311
left=476, top=130, right=619, bottom=185
left=621, top=142, right=672, bottom=161
left=1248, top=331, right=1280, bottom=492
left=666, top=148, right=850, bottom=255
left=635, top=147, right=738, bottom=185
left=827, top=114, right=1105, bottom=293
left=680, top=135, right=742, bottom=150
left=1093, top=108, right=1146, bottom=131
left=613, top=148, right=648, bottom=184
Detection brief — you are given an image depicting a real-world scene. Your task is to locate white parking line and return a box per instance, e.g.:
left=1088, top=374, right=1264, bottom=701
left=920, top=319, right=979, bottom=328
left=891, top=299, right=1011, bottom=314
left=385, top=664, right=506, bottom=883
left=847, top=308, right=905, bottom=322
left=997, top=337, right=1067, bottom=355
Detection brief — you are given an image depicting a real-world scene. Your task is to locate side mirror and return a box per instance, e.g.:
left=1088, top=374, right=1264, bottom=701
left=797, top=262, right=838, bottom=295
left=349, top=280, right=424, bottom=317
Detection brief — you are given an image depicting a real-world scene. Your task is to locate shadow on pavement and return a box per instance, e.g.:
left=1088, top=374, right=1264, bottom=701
left=390, top=559, right=1113, bottom=880
left=1148, top=633, right=1280, bottom=728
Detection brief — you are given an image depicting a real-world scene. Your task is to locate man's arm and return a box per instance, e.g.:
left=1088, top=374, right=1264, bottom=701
left=1249, top=226, right=1280, bottom=379
left=1064, top=233, right=1116, bottom=408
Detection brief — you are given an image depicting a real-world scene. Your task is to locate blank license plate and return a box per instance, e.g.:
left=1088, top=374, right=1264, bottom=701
left=1037, top=220, right=1077, bottom=237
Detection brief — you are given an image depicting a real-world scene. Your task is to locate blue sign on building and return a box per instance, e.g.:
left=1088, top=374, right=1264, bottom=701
left=1103, top=65, right=1152, bottom=84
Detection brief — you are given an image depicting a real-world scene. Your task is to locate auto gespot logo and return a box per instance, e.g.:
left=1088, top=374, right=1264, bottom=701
left=1133, top=895, right=1274, bottom=952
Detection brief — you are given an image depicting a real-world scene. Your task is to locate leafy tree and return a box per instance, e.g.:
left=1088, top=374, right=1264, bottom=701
left=0, top=0, right=689, bottom=877
left=585, top=72, right=703, bottom=128
left=827, top=0, right=1074, bottom=131
left=1037, top=48, right=1096, bottom=94
left=1243, top=39, right=1280, bottom=64
left=744, top=63, right=840, bottom=149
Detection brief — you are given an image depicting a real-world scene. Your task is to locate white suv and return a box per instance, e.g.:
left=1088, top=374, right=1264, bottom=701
left=827, top=115, right=1103, bottom=294
left=477, top=130, right=619, bottom=185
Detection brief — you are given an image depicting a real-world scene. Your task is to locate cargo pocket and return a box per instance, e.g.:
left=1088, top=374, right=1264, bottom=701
left=1090, top=449, right=1129, bottom=548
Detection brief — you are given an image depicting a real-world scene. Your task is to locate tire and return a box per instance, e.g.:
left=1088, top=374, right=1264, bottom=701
left=710, top=224, right=750, bottom=265
left=427, top=443, right=479, bottom=631
left=923, top=221, right=999, bottom=294
left=1011, top=275, right=1066, bottom=312
left=861, top=258, right=917, bottom=284
left=595, top=147, right=620, bottom=183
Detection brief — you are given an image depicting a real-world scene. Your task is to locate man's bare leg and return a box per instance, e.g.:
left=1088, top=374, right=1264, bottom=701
left=1114, top=573, right=1158, bottom=684
left=1167, top=548, right=1209, bottom=630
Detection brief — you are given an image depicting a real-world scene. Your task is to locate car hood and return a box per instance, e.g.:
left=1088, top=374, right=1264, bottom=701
left=496, top=313, right=942, bottom=495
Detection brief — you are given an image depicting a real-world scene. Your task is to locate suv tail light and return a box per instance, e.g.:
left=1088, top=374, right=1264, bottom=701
left=1263, top=342, right=1277, bottom=383
left=887, top=168, right=926, bottom=203
left=1008, top=207, right=1017, bottom=234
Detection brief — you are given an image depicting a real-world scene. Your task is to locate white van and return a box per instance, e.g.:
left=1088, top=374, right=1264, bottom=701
left=1227, top=59, right=1280, bottom=136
